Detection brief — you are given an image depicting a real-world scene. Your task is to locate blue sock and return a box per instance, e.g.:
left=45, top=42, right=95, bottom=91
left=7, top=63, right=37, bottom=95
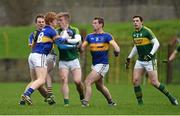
left=24, top=88, right=34, bottom=96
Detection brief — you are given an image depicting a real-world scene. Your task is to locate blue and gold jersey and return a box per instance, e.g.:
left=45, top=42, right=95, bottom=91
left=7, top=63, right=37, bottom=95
left=85, top=33, right=113, bottom=65
left=28, top=30, right=41, bottom=46
left=32, top=25, right=57, bottom=55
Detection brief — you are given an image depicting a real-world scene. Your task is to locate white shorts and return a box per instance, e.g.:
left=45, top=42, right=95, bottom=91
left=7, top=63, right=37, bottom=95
left=28, top=53, right=47, bottom=69
left=46, top=53, right=57, bottom=67
left=134, top=59, right=157, bottom=71
left=59, top=58, right=81, bottom=71
left=91, top=64, right=109, bottom=77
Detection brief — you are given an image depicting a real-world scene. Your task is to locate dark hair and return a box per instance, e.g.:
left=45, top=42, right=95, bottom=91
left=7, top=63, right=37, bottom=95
left=35, top=14, right=45, bottom=23
left=45, top=12, right=57, bottom=25
left=94, top=17, right=104, bottom=27
left=133, top=15, right=143, bottom=22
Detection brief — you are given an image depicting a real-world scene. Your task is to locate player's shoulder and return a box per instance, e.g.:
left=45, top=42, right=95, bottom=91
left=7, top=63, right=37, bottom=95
left=44, top=26, right=57, bottom=35
left=69, top=25, right=78, bottom=30
left=103, top=32, right=113, bottom=36
left=29, top=32, right=34, bottom=36
left=44, top=25, right=54, bottom=31
left=29, top=31, right=36, bottom=38
left=143, top=26, right=153, bottom=33
left=143, top=26, right=156, bottom=37
left=103, top=32, right=114, bottom=39
left=85, top=33, right=95, bottom=41
left=69, top=25, right=79, bottom=33
left=86, top=33, right=94, bottom=37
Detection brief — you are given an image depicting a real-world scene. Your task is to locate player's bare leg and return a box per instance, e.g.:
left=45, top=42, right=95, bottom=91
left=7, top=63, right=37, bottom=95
left=44, top=63, right=56, bottom=105
left=133, top=68, right=145, bottom=105
left=59, top=68, right=69, bottom=106
left=82, top=70, right=101, bottom=106
left=22, top=67, right=47, bottom=105
left=19, top=68, right=47, bottom=105
left=95, top=78, right=116, bottom=106
left=148, top=71, right=178, bottom=105
left=71, top=68, right=84, bottom=103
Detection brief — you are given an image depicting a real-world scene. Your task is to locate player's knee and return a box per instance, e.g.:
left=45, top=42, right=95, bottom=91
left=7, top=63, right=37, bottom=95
left=84, top=79, right=91, bottom=86
left=60, top=77, right=68, bottom=84
left=133, top=78, right=139, bottom=85
left=74, top=80, right=81, bottom=85
left=150, top=79, right=159, bottom=87
left=38, top=78, right=46, bottom=85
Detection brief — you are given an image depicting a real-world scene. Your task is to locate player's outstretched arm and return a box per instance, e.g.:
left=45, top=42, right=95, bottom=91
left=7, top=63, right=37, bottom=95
left=57, top=44, right=77, bottom=49
left=66, top=34, right=81, bottom=44
left=80, top=41, right=88, bottom=53
left=125, top=45, right=137, bottom=69
left=53, top=35, right=67, bottom=45
left=109, top=40, right=120, bottom=57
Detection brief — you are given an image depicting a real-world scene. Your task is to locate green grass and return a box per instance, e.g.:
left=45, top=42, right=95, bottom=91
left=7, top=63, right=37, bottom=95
left=0, top=82, right=179, bottom=115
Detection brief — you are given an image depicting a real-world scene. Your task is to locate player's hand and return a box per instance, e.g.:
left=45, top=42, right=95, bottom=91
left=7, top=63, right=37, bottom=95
left=143, top=54, right=153, bottom=61
left=125, top=58, right=130, bottom=69
left=66, top=29, right=73, bottom=39
left=113, top=51, right=119, bottom=57
left=61, top=30, right=69, bottom=39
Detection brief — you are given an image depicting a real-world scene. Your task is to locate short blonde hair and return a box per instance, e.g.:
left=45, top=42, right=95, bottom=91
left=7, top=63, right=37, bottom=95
left=45, top=12, right=57, bottom=25
left=57, top=12, right=71, bottom=22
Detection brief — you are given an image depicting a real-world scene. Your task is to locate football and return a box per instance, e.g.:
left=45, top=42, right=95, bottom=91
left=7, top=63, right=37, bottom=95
left=66, top=29, right=74, bottom=39
left=60, top=29, right=70, bottom=39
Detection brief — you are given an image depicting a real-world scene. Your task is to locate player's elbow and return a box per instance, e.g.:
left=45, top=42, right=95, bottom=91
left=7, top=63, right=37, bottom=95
left=75, top=34, right=81, bottom=41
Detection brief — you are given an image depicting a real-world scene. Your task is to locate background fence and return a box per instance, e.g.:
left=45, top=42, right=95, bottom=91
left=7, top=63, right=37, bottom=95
left=0, top=42, right=179, bottom=84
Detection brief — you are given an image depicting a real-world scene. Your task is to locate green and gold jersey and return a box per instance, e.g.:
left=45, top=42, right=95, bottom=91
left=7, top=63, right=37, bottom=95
left=132, top=26, right=156, bottom=61
left=57, top=25, right=80, bottom=61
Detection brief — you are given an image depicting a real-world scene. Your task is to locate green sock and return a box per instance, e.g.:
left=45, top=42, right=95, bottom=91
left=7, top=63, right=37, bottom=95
left=80, top=94, right=84, bottom=101
left=134, top=86, right=143, bottom=104
left=156, top=83, right=174, bottom=100
left=64, top=99, right=69, bottom=105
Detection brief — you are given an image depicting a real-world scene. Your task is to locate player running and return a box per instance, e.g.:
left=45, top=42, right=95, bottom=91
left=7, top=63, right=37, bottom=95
left=126, top=15, right=178, bottom=105
left=81, top=17, right=120, bottom=107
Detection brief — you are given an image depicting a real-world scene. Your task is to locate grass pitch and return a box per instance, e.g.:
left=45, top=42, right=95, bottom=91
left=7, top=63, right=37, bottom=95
left=0, top=82, right=179, bottom=115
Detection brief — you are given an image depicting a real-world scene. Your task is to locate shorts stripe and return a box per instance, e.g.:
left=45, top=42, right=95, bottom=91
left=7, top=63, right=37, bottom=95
left=152, top=59, right=157, bottom=71
left=99, top=64, right=106, bottom=74
left=152, top=60, right=154, bottom=70
left=41, top=54, right=46, bottom=67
